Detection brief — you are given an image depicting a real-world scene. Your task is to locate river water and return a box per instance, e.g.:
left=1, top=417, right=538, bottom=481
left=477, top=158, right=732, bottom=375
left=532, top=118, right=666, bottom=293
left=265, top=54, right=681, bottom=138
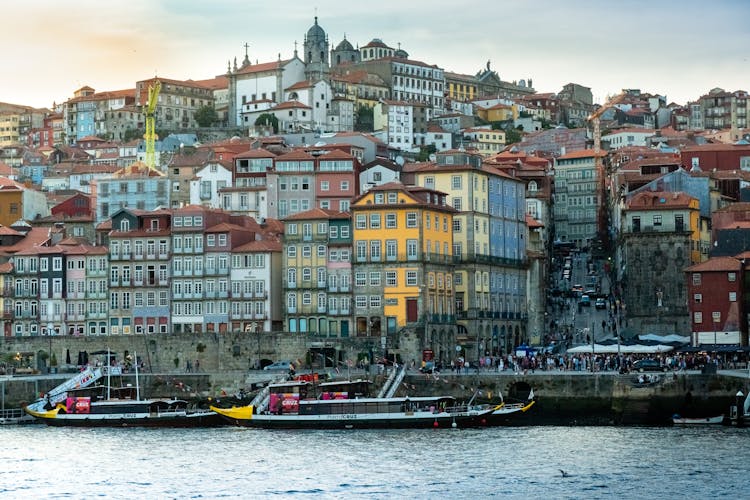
left=1, top=425, right=748, bottom=499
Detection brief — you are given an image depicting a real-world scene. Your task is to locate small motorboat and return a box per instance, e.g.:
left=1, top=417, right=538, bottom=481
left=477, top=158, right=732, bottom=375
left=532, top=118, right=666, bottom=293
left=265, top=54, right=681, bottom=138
left=672, top=414, right=724, bottom=425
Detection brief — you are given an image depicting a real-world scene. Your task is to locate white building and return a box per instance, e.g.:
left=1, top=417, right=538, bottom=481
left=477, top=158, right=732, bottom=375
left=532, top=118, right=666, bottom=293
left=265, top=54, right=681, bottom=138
left=189, top=160, right=233, bottom=208
left=602, top=128, right=656, bottom=150
left=229, top=57, right=306, bottom=127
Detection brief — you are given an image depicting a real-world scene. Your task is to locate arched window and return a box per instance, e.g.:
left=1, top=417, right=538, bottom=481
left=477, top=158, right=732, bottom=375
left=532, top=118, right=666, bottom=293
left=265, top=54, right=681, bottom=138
left=528, top=180, right=538, bottom=192
left=119, top=219, right=130, bottom=231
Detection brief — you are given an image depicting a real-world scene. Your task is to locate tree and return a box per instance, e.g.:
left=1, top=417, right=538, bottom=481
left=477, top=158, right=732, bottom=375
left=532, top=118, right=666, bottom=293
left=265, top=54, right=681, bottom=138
left=416, top=144, right=437, bottom=162
left=354, top=105, right=374, bottom=132
left=505, top=128, right=523, bottom=145
left=195, top=105, right=219, bottom=127
left=255, top=113, right=279, bottom=134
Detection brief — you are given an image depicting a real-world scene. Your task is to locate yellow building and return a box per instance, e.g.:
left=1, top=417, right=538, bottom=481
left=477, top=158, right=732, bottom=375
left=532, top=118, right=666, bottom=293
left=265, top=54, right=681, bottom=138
left=444, top=72, right=477, bottom=102
left=476, top=103, right=516, bottom=122
left=0, top=180, right=23, bottom=228
left=462, top=128, right=507, bottom=155
left=404, top=150, right=530, bottom=357
left=0, top=113, right=20, bottom=146
left=350, top=181, right=455, bottom=359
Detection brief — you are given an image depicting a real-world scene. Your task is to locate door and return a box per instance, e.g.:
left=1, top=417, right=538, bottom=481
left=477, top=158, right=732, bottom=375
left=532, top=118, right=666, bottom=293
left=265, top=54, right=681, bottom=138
left=406, top=298, right=418, bottom=322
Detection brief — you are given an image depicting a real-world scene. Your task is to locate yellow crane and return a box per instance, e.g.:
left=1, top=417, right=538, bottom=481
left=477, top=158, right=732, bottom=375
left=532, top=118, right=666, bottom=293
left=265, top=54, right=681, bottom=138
left=144, top=80, right=161, bottom=169
left=589, top=91, right=627, bottom=153
left=588, top=91, right=627, bottom=243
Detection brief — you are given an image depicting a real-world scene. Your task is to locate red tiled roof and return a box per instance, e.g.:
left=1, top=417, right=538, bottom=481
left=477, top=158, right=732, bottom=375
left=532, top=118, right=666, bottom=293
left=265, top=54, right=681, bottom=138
left=234, top=148, right=277, bottom=160
left=283, top=208, right=351, bottom=221
left=685, top=256, right=741, bottom=272
left=232, top=239, right=283, bottom=252
left=234, top=59, right=292, bottom=76
left=286, top=80, right=315, bottom=90
left=274, top=100, right=312, bottom=110
left=557, top=149, right=607, bottom=160
left=626, top=191, right=696, bottom=210
left=526, top=214, right=544, bottom=228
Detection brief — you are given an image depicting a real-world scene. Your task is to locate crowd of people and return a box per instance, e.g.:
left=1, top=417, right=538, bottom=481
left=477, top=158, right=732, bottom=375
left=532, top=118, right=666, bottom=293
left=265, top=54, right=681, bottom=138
left=420, top=350, right=748, bottom=375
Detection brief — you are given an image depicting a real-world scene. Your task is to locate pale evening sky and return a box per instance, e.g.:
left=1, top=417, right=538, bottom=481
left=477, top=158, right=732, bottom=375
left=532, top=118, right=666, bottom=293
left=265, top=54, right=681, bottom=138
left=3, top=0, right=749, bottom=109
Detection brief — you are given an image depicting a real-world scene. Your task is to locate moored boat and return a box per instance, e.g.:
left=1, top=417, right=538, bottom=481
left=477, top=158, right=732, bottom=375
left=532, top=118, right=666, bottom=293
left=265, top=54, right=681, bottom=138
left=211, top=378, right=531, bottom=429
left=672, top=414, right=725, bottom=425
left=23, top=362, right=222, bottom=428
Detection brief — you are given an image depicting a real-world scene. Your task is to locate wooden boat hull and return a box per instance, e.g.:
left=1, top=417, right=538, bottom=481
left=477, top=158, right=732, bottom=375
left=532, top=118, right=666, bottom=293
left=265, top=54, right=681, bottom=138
left=211, top=404, right=498, bottom=429
left=24, top=401, right=224, bottom=428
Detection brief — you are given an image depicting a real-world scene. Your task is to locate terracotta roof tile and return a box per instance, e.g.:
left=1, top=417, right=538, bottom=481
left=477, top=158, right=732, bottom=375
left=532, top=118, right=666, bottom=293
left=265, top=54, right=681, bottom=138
left=685, top=256, right=741, bottom=272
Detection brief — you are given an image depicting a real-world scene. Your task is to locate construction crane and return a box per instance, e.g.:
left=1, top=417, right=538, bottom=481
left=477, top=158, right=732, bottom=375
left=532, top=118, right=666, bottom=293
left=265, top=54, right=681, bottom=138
left=588, top=91, right=627, bottom=248
left=144, top=80, right=161, bottom=169
left=589, top=91, right=627, bottom=153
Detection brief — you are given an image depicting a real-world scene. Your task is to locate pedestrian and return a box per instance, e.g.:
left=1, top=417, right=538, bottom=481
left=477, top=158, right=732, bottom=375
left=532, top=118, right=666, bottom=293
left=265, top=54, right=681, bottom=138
left=194, top=359, right=200, bottom=372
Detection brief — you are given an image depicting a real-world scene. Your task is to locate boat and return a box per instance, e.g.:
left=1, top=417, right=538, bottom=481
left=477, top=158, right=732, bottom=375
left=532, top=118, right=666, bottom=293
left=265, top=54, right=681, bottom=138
left=487, top=388, right=536, bottom=425
left=672, top=414, right=725, bottom=425
left=210, top=378, right=525, bottom=429
left=23, top=359, right=222, bottom=428
left=729, top=390, right=750, bottom=426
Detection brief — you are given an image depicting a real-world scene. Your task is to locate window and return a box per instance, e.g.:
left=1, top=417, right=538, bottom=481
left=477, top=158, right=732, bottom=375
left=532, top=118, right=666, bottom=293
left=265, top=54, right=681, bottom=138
left=355, top=296, right=367, bottom=309
left=694, top=293, right=702, bottom=303
left=355, top=272, right=366, bottom=287
left=729, top=291, right=737, bottom=302
left=385, top=271, right=397, bottom=286
left=406, top=212, right=418, bottom=227
left=321, top=180, right=329, bottom=191
left=287, top=223, right=298, bottom=235
left=385, top=213, right=397, bottom=228
left=329, top=226, right=339, bottom=239
left=451, top=175, right=462, bottom=189
left=370, top=214, right=381, bottom=229
left=386, top=240, right=397, bottom=259
left=355, top=214, right=367, bottom=229
left=453, top=219, right=461, bottom=232
left=652, top=214, right=662, bottom=226
left=692, top=273, right=701, bottom=285
left=370, top=241, right=381, bottom=260
left=406, top=271, right=418, bottom=286
left=287, top=246, right=297, bottom=258
left=407, top=239, right=418, bottom=259
left=728, top=272, right=737, bottom=282
left=453, top=198, right=462, bottom=211
left=340, top=181, right=349, bottom=191
left=694, top=311, right=702, bottom=324
left=369, top=272, right=381, bottom=286
left=369, top=295, right=381, bottom=308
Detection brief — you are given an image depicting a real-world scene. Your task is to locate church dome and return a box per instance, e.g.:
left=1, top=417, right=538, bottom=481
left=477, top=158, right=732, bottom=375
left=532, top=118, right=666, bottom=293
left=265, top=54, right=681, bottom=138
left=335, top=38, right=354, bottom=52
left=307, top=17, right=325, bottom=40
left=394, top=48, right=408, bottom=58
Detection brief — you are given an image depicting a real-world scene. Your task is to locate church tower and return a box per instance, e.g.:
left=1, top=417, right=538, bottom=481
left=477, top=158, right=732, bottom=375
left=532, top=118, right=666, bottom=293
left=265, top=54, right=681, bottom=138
left=331, top=35, right=360, bottom=68
left=303, top=16, right=329, bottom=80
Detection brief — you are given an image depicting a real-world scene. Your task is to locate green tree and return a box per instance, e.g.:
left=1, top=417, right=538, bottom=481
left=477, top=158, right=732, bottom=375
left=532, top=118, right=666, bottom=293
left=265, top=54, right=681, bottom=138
left=505, top=128, right=523, bottom=145
left=255, top=113, right=279, bottom=133
left=195, top=105, right=219, bottom=127
left=354, top=105, right=374, bottom=132
left=416, top=144, right=437, bottom=162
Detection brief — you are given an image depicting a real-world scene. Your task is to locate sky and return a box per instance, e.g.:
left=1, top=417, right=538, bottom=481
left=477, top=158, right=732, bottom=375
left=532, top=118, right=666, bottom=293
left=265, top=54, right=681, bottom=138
left=3, top=0, right=749, bottom=109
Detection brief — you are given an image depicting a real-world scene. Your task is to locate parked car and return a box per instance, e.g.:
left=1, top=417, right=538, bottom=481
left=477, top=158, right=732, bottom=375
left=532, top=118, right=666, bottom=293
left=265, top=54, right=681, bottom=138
left=263, top=360, right=293, bottom=371
left=633, top=359, right=666, bottom=372
left=579, top=294, right=591, bottom=306
left=595, top=298, right=607, bottom=309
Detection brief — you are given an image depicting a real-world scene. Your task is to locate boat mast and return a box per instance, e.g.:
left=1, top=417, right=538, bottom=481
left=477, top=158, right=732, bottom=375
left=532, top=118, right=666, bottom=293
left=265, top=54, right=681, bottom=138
left=134, top=350, right=141, bottom=400
left=107, top=347, right=111, bottom=400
